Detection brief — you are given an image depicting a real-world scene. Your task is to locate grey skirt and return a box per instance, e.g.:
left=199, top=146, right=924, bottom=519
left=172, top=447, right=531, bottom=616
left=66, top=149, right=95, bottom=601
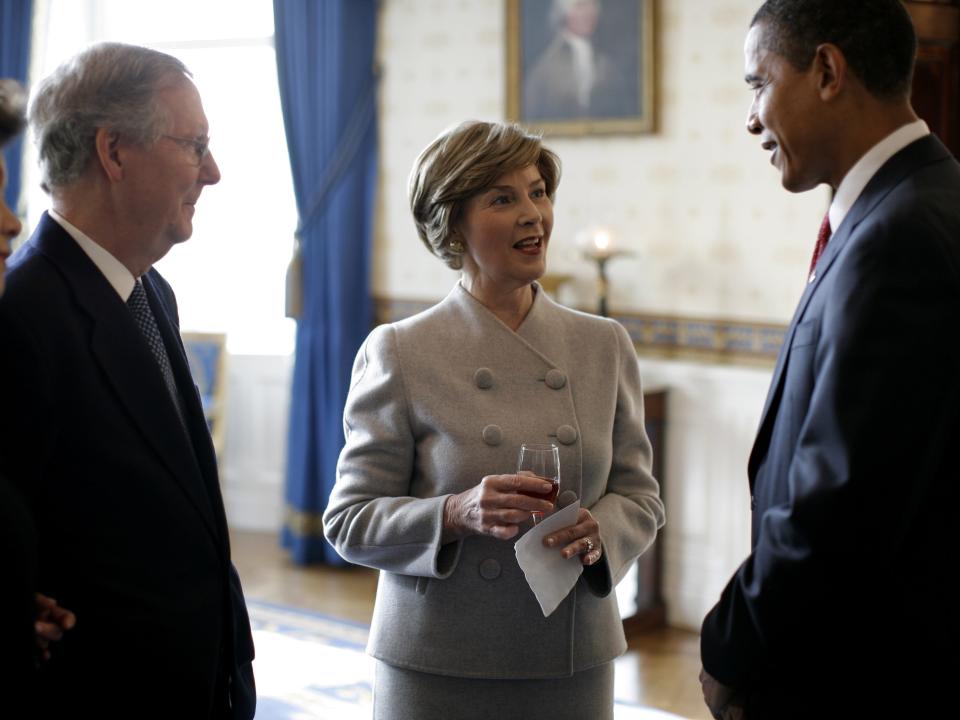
left=373, top=660, right=614, bottom=720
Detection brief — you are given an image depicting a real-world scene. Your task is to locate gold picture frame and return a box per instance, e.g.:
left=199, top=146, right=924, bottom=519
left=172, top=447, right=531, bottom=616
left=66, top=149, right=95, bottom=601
left=506, top=0, right=656, bottom=136
left=182, top=331, right=227, bottom=461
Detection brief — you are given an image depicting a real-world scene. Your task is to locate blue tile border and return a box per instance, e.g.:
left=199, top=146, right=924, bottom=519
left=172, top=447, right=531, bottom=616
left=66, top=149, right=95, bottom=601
left=375, top=297, right=785, bottom=366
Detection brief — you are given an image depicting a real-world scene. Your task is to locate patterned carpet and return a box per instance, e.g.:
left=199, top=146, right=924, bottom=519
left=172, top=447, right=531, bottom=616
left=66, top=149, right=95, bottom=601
left=248, top=600, right=689, bottom=720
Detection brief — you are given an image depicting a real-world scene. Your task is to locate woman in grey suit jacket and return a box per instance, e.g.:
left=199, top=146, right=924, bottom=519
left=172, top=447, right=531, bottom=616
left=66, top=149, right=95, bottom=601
left=324, top=120, right=664, bottom=720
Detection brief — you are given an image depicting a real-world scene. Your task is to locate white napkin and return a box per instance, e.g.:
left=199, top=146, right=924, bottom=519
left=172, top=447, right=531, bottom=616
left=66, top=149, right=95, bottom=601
left=514, top=501, right=583, bottom=617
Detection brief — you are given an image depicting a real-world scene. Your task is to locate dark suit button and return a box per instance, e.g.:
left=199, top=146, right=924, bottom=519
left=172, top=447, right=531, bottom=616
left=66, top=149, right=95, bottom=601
left=482, top=424, right=502, bottom=446
left=556, top=425, right=578, bottom=445
left=479, top=558, right=501, bottom=580
left=474, top=367, right=494, bottom=389
left=545, top=369, right=567, bottom=389
left=750, top=495, right=756, bottom=511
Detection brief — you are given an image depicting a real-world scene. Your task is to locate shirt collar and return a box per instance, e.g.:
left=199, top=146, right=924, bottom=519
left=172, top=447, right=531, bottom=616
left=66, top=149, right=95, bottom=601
left=562, top=30, right=594, bottom=59
left=48, top=208, right=138, bottom=301
left=829, top=119, right=930, bottom=233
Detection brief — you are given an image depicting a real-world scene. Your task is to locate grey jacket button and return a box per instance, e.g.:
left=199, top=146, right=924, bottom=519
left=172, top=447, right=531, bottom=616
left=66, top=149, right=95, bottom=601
left=482, top=424, right=503, bottom=446
left=556, top=424, right=578, bottom=445
left=545, top=369, right=567, bottom=389
left=479, top=558, right=501, bottom=580
left=474, top=367, right=494, bottom=389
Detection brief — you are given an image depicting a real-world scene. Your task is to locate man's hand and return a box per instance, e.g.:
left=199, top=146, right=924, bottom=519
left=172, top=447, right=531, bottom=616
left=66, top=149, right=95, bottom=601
left=35, top=593, right=76, bottom=661
left=699, top=667, right=744, bottom=720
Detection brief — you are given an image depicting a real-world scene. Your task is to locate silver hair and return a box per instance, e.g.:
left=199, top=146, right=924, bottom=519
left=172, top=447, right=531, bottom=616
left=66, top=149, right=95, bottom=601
left=29, top=42, right=191, bottom=192
left=550, top=0, right=599, bottom=29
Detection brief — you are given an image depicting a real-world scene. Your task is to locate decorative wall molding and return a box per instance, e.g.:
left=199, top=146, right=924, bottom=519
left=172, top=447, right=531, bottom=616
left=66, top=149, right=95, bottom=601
left=221, top=354, right=291, bottom=532
left=375, top=296, right=786, bottom=366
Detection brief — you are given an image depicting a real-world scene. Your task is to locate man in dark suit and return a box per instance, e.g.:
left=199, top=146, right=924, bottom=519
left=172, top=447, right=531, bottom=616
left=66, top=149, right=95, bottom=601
left=700, top=2, right=959, bottom=718
left=0, top=44, right=255, bottom=718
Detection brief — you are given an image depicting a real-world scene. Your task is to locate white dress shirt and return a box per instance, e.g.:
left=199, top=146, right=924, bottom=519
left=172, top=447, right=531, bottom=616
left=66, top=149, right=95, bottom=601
left=49, top=208, right=137, bottom=301
left=563, top=31, right=595, bottom=110
left=829, top=119, right=930, bottom=233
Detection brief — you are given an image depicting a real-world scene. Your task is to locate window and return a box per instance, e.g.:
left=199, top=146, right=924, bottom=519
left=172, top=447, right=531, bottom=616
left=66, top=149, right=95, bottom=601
left=26, top=0, right=298, bottom=355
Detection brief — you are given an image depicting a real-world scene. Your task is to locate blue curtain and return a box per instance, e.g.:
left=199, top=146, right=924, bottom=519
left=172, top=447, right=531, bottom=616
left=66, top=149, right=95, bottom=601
left=274, top=0, right=378, bottom=565
left=1, top=0, right=32, bottom=212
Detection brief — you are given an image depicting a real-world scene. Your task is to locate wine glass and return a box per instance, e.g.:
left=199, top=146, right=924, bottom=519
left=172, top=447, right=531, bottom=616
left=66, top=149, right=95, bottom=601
left=516, top=442, right=560, bottom=525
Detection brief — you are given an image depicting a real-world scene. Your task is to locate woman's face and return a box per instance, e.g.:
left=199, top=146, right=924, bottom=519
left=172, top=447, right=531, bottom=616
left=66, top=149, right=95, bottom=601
left=0, top=156, right=23, bottom=297
left=458, top=163, right=553, bottom=295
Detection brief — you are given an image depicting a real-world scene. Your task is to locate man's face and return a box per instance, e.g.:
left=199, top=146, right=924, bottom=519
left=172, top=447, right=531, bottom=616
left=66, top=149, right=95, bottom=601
left=564, top=0, right=599, bottom=38
left=744, top=23, right=829, bottom=193
left=120, top=77, right=220, bottom=266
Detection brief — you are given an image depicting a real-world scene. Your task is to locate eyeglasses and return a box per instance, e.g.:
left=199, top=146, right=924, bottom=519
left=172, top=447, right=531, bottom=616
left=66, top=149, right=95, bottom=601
left=161, top=134, right=210, bottom=165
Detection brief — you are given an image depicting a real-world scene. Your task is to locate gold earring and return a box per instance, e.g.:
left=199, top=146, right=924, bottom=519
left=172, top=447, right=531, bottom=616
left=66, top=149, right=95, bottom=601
left=449, top=239, right=464, bottom=253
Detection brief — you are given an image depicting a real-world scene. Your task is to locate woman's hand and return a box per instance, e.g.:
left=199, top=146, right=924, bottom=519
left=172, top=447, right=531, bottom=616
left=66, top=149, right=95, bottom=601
left=443, top=474, right=555, bottom=541
left=542, top=508, right=603, bottom=566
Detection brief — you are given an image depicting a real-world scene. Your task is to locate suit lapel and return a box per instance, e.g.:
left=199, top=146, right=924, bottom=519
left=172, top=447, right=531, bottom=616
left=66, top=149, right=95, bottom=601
left=450, top=281, right=563, bottom=369
left=748, top=135, right=953, bottom=480
left=32, top=216, right=221, bottom=544
left=515, top=283, right=565, bottom=359
left=143, top=272, right=229, bottom=542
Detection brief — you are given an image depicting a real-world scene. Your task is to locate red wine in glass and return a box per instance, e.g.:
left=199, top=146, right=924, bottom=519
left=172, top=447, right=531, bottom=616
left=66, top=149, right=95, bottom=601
left=516, top=443, right=560, bottom=524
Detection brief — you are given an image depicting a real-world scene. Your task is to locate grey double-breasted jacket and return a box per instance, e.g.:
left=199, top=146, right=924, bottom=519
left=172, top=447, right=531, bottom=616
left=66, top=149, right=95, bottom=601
left=324, top=282, right=664, bottom=679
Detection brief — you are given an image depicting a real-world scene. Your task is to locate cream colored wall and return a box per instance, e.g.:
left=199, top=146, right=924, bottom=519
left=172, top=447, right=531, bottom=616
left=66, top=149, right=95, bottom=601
left=375, top=0, right=830, bottom=323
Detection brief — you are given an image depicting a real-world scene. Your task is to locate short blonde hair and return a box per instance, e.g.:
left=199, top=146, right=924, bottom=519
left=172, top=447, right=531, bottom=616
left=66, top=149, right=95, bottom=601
left=409, top=120, right=561, bottom=269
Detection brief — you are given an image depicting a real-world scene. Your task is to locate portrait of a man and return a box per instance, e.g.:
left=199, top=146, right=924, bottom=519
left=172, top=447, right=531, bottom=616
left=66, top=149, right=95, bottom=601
left=508, top=0, right=654, bottom=135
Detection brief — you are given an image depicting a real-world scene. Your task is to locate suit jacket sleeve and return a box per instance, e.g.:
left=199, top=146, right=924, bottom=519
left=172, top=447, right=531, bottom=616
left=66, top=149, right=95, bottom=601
left=585, top=321, right=664, bottom=595
left=323, top=324, right=462, bottom=578
left=701, top=205, right=960, bottom=688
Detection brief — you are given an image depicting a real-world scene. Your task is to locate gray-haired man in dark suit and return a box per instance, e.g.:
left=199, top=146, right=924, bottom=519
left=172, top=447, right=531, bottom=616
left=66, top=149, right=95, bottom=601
left=0, top=44, right=254, bottom=719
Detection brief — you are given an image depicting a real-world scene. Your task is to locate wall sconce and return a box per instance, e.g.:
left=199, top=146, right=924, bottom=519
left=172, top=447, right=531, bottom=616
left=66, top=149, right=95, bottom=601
left=581, top=227, right=630, bottom=317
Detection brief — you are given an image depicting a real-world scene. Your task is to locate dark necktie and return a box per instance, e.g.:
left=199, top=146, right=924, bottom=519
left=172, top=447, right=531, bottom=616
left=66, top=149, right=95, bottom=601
left=809, top=214, right=832, bottom=280
left=127, top=281, right=188, bottom=429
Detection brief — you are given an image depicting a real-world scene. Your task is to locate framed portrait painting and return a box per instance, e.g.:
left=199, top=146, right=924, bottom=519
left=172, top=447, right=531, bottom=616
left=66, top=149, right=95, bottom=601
left=506, top=0, right=655, bottom=135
